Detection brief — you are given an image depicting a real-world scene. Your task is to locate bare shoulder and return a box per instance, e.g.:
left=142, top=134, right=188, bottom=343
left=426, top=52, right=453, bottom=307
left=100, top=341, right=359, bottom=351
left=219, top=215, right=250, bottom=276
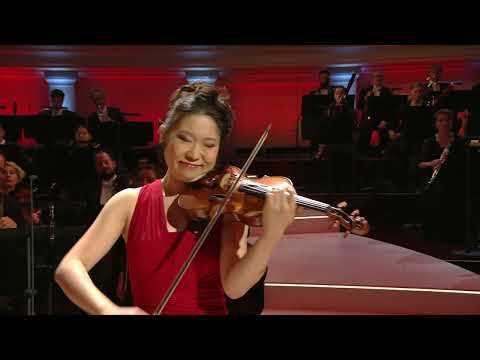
left=112, top=187, right=142, bottom=205
left=110, top=187, right=143, bottom=241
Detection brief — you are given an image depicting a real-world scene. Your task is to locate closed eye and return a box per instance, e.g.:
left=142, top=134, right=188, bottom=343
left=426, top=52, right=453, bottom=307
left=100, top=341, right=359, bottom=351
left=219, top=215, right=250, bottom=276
left=178, top=134, right=191, bottom=142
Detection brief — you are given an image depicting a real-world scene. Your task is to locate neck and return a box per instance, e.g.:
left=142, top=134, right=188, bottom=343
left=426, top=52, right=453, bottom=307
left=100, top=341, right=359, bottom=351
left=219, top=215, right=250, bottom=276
left=162, top=172, right=187, bottom=196
left=76, top=141, right=90, bottom=148
left=101, top=173, right=116, bottom=182
left=437, top=131, right=452, bottom=142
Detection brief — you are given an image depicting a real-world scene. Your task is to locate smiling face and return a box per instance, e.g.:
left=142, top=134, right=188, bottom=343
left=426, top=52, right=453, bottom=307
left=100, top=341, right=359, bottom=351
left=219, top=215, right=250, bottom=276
left=163, top=113, right=221, bottom=184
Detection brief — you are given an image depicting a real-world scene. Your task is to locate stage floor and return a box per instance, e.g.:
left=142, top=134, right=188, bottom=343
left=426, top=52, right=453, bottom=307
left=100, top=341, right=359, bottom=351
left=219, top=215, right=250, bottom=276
left=257, top=232, right=480, bottom=314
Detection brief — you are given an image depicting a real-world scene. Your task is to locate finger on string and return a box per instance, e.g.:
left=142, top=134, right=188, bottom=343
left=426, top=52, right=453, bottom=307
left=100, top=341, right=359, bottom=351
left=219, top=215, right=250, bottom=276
left=337, top=201, right=348, bottom=209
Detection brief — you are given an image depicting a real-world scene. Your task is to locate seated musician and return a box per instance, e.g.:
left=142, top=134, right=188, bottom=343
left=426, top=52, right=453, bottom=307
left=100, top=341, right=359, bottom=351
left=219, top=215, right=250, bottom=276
left=385, top=82, right=434, bottom=190
left=418, top=109, right=466, bottom=245
left=0, top=167, right=25, bottom=230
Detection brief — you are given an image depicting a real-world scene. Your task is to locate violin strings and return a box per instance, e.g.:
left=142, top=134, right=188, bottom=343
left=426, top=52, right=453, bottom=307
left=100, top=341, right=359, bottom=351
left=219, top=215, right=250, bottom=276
left=239, top=184, right=333, bottom=213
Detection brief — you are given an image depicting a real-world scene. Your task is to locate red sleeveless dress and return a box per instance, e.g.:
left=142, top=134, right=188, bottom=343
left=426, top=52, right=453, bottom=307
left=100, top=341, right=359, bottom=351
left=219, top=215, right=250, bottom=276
left=126, top=179, right=227, bottom=315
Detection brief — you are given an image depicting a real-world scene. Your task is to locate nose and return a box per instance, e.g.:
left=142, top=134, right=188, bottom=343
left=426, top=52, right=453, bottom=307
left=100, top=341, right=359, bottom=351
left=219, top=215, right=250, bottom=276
left=185, top=142, right=201, bottom=161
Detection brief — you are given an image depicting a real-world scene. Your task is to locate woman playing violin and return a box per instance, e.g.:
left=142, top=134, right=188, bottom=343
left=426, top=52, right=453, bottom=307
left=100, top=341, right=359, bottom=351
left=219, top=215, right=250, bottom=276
left=55, top=82, right=367, bottom=315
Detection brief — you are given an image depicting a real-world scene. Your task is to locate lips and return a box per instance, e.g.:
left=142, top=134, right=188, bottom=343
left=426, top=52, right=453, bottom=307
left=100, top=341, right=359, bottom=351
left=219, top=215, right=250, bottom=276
left=179, top=161, right=203, bottom=168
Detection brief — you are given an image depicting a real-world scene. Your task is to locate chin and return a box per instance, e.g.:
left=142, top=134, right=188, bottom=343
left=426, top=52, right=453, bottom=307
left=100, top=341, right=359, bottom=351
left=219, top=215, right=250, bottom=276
left=174, top=167, right=211, bottom=183
left=177, top=172, right=204, bottom=183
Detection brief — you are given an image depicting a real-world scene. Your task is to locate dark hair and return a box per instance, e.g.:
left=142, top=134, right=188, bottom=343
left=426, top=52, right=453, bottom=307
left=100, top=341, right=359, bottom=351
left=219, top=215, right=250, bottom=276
left=50, top=89, right=65, bottom=98
left=94, top=147, right=117, bottom=162
left=74, top=123, right=90, bottom=133
left=319, top=70, right=330, bottom=77
left=335, top=86, right=346, bottom=92
left=160, top=82, right=234, bottom=168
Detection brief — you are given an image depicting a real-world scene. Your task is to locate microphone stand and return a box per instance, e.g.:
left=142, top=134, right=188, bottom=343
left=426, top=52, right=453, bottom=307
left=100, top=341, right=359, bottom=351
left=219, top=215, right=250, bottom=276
left=26, top=175, right=38, bottom=315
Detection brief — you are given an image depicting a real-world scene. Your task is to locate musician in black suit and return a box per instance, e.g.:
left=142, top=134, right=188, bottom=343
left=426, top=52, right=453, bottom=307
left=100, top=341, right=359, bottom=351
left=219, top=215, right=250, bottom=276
left=357, top=71, right=394, bottom=156
left=87, top=88, right=126, bottom=158
left=0, top=124, right=28, bottom=170
left=39, top=89, right=76, bottom=119
left=424, top=64, right=454, bottom=111
left=81, top=148, right=130, bottom=304
left=301, top=70, right=335, bottom=158
left=38, top=89, right=85, bottom=144
left=84, top=148, right=130, bottom=224
left=324, top=86, right=356, bottom=192
left=36, top=89, right=85, bottom=186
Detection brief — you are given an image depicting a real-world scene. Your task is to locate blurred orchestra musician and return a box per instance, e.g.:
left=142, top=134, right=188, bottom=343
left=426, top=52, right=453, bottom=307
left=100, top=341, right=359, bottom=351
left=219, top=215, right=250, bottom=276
left=418, top=109, right=466, bottom=245
left=87, top=88, right=126, bottom=159
left=424, top=64, right=454, bottom=110
left=385, top=82, right=434, bottom=190
left=357, top=71, right=394, bottom=156
left=324, top=86, right=356, bottom=192
left=39, top=89, right=76, bottom=119
left=37, top=89, right=85, bottom=186
left=301, top=70, right=335, bottom=159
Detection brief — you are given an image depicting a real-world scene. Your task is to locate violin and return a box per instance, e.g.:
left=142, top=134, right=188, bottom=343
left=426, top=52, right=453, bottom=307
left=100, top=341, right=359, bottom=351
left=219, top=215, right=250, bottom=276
left=177, top=165, right=369, bottom=236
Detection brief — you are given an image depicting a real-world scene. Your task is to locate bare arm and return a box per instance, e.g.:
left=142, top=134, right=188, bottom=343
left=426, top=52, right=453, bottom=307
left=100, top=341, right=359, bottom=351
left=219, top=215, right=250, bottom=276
left=220, top=189, right=296, bottom=299
left=54, top=188, right=145, bottom=315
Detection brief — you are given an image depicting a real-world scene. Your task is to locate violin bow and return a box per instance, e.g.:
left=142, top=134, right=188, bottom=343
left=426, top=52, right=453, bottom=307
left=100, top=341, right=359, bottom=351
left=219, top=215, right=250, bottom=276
left=153, top=124, right=272, bottom=315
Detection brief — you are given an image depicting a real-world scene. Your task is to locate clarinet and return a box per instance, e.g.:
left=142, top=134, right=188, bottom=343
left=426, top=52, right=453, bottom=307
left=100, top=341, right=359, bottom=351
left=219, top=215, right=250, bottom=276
left=425, top=144, right=450, bottom=191
left=48, top=203, right=55, bottom=246
left=47, top=184, right=56, bottom=314
left=48, top=183, right=56, bottom=248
